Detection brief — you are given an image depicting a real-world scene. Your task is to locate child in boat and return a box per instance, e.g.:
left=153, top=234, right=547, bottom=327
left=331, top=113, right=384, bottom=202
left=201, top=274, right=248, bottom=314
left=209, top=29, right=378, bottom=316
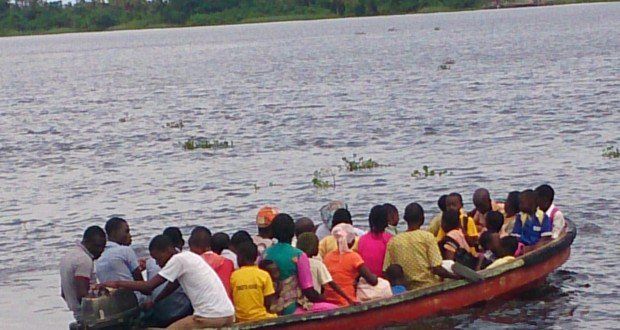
left=439, top=210, right=477, bottom=269
left=384, top=203, right=400, bottom=236
left=188, top=226, right=234, bottom=298
left=296, top=232, right=355, bottom=304
left=230, top=241, right=277, bottom=323
left=230, top=230, right=253, bottom=255
left=212, top=232, right=238, bottom=269
left=318, top=208, right=362, bottom=258
left=163, top=227, right=185, bottom=251
left=436, top=193, right=479, bottom=250
left=384, top=264, right=407, bottom=295
left=500, top=191, right=520, bottom=237
left=475, top=231, right=501, bottom=270
left=535, top=184, right=566, bottom=239
left=484, top=211, right=504, bottom=234
left=486, top=236, right=519, bottom=269
left=511, top=189, right=552, bottom=248
left=427, top=194, right=448, bottom=236
left=358, top=205, right=393, bottom=277
left=323, top=224, right=378, bottom=306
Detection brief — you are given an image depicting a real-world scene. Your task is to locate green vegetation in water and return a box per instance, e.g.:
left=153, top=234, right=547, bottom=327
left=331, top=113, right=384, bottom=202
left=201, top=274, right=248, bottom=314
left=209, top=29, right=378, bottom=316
left=183, top=138, right=233, bottom=150
left=602, top=145, right=620, bottom=158
left=411, top=165, right=451, bottom=178
left=342, top=155, right=382, bottom=171
left=165, top=120, right=184, bottom=129
left=312, top=168, right=336, bottom=189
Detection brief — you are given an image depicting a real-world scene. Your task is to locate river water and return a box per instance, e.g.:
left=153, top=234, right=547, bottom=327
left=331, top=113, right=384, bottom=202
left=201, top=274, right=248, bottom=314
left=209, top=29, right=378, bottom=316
left=0, top=3, right=619, bottom=329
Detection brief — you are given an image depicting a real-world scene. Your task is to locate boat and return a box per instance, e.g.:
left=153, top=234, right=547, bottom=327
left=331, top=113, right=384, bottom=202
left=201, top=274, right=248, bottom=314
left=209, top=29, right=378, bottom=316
left=237, top=219, right=577, bottom=329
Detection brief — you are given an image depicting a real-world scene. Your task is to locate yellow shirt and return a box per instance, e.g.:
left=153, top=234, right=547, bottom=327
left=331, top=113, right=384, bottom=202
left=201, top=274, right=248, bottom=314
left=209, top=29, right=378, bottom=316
left=318, top=236, right=359, bottom=259
left=436, top=211, right=479, bottom=242
left=427, top=212, right=442, bottom=236
left=230, top=266, right=277, bottom=323
left=486, top=256, right=516, bottom=269
left=383, top=230, right=442, bottom=290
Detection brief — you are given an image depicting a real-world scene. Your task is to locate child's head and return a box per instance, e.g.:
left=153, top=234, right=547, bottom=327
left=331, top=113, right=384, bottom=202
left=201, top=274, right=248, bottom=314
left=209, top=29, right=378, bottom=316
left=505, top=191, right=520, bottom=216
left=272, top=213, right=296, bottom=244
left=485, top=211, right=504, bottom=233
left=368, top=204, right=388, bottom=233
left=499, top=236, right=519, bottom=258
left=535, top=184, right=555, bottom=212
left=403, top=203, right=424, bottom=228
left=258, top=259, right=280, bottom=283
left=296, top=232, right=319, bottom=257
left=210, top=232, right=230, bottom=254
left=479, top=231, right=500, bottom=252
left=383, top=203, right=399, bottom=227
left=519, top=189, right=537, bottom=214
left=236, top=241, right=258, bottom=267
left=188, top=226, right=211, bottom=254
left=163, top=227, right=185, bottom=251
left=149, top=234, right=177, bottom=268
left=441, top=209, right=461, bottom=233
left=437, top=195, right=448, bottom=212
left=486, top=233, right=503, bottom=256
left=384, top=264, right=405, bottom=286
left=230, top=230, right=253, bottom=253
left=332, top=208, right=353, bottom=228
left=446, top=193, right=463, bottom=212
left=295, top=217, right=315, bottom=238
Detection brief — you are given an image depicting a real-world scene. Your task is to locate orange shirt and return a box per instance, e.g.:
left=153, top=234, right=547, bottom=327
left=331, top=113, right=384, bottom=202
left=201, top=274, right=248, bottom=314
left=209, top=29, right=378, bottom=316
left=322, top=250, right=364, bottom=306
left=202, top=251, right=234, bottom=298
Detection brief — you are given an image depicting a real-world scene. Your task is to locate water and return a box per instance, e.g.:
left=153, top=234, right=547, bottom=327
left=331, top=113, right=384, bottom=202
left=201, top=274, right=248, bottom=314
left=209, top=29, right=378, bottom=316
left=0, top=3, right=619, bottom=329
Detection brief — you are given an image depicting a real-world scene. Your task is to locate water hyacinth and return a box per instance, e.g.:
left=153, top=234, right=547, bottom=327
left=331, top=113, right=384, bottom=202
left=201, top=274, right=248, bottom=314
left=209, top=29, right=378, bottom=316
left=183, top=138, right=233, bottom=150
left=342, top=155, right=381, bottom=171
left=602, top=145, right=619, bottom=158
left=411, top=165, right=450, bottom=178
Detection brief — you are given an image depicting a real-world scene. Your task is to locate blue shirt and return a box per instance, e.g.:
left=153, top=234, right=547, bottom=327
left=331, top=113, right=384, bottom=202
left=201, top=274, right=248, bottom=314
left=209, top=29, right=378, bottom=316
left=392, top=285, right=407, bottom=295
left=95, top=241, right=140, bottom=283
left=511, top=211, right=552, bottom=246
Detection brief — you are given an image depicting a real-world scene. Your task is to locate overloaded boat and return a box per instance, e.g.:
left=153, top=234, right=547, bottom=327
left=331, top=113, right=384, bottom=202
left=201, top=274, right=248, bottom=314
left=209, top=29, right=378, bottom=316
left=79, top=220, right=576, bottom=329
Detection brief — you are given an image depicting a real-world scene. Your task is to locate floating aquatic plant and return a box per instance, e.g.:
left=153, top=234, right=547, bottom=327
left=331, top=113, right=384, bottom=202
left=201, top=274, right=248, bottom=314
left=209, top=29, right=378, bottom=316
left=312, top=168, right=336, bottom=189
left=411, top=165, right=450, bottom=178
left=602, top=145, right=620, bottom=158
left=183, top=138, right=233, bottom=150
left=342, top=155, right=381, bottom=171
left=165, top=120, right=184, bottom=129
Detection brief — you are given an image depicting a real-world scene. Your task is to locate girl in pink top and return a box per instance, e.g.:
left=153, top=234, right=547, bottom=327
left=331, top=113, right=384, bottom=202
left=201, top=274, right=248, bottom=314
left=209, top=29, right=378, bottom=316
left=357, top=205, right=393, bottom=277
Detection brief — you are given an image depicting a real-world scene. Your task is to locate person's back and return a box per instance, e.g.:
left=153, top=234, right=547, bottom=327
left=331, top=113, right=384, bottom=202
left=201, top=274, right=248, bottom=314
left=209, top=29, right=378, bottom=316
left=144, top=258, right=192, bottom=327
left=357, top=205, right=392, bottom=277
left=386, top=230, right=441, bottom=289
left=323, top=249, right=364, bottom=306
left=60, top=242, right=96, bottom=320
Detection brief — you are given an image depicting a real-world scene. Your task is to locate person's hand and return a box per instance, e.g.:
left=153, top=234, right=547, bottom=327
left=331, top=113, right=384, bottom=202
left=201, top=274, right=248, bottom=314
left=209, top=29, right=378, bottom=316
left=138, top=258, right=147, bottom=272
left=102, top=281, right=120, bottom=289
left=141, top=300, right=155, bottom=310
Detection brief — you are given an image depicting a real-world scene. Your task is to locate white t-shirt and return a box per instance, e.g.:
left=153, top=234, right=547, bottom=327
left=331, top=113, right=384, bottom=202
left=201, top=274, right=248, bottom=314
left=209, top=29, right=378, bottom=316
left=309, top=256, right=332, bottom=293
left=158, top=251, right=234, bottom=318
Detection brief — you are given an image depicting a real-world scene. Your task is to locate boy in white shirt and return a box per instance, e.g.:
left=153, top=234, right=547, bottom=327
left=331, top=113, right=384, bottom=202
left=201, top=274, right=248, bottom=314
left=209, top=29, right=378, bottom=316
left=536, top=184, right=566, bottom=239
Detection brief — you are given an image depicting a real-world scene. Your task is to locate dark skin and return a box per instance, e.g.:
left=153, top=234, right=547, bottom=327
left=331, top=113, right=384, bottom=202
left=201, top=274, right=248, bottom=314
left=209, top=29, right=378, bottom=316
left=406, top=218, right=459, bottom=280
left=71, top=236, right=107, bottom=304
left=519, top=195, right=553, bottom=253
left=109, top=221, right=144, bottom=281
left=445, top=196, right=478, bottom=247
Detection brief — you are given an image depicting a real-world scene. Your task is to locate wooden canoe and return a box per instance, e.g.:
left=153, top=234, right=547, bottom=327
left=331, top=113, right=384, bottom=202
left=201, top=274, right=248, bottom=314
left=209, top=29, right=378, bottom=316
left=237, top=219, right=577, bottom=330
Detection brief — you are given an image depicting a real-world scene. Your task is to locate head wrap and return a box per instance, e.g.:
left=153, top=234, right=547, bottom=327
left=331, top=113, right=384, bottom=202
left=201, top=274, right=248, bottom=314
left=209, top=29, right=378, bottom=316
left=320, top=200, right=346, bottom=228
left=331, top=223, right=356, bottom=254
left=256, top=206, right=279, bottom=228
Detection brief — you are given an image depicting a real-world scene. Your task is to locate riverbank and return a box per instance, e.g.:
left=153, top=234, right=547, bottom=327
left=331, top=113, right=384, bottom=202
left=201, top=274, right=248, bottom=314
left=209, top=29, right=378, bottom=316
left=0, top=0, right=615, bottom=38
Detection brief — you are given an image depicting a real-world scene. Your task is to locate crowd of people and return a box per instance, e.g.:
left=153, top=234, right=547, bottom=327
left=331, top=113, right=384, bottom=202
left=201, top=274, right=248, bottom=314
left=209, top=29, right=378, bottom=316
left=60, top=184, right=566, bottom=329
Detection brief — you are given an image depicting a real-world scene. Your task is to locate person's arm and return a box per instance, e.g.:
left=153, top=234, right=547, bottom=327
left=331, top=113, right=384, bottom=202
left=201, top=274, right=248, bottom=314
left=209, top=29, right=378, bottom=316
left=475, top=253, right=486, bottom=271
left=297, top=252, right=325, bottom=302
left=358, top=265, right=378, bottom=286
left=264, top=293, right=276, bottom=310
left=131, top=267, right=144, bottom=281
left=103, top=274, right=167, bottom=295
left=153, top=280, right=180, bottom=303
left=327, top=281, right=355, bottom=305
left=75, top=277, right=91, bottom=304
left=428, top=234, right=458, bottom=279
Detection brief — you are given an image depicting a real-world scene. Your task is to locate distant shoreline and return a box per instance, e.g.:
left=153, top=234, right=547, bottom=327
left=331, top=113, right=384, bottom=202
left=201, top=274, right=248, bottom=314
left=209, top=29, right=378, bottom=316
left=0, top=1, right=615, bottom=38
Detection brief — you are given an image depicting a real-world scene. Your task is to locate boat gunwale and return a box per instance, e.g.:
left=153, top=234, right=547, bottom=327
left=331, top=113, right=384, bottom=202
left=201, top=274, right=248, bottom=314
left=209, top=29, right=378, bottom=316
left=236, top=219, right=577, bottom=329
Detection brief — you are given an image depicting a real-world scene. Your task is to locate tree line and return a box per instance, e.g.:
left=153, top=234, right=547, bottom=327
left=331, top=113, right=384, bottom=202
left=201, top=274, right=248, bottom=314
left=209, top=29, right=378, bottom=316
left=0, top=0, right=483, bottom=36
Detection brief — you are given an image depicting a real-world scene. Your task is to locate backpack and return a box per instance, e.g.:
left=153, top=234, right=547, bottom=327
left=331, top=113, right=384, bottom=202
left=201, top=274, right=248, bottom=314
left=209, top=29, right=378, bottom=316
left=439, top=236, right=477, bottom=270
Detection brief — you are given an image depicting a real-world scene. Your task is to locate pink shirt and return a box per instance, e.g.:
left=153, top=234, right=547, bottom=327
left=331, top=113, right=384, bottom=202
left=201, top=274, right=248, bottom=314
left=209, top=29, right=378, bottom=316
left=357, top=231, right=392, bottom=276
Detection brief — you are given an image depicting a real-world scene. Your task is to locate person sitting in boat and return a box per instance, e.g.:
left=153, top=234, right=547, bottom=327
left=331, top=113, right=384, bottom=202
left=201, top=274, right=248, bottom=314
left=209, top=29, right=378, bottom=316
left=535, top=184, right=566, bottom=239
left=230, top=241, right=278, bottom=323
left=383, top=203, right=458, bottom=290
left=211, top=232, right=239, bottom=269
left=102, top=234, right=235, bottom=329
left=500, top=191, right=520, bottom=237
left=484, top=211, right=505, bottom=234
left=231, top=230, right=254, bottom=259
left=318, top=208, right=363, bottom=258
left=60, top=226, right=106, bottom=323
left=384, top=203, right=400, bottom=236
left=96, top=218, right=145, bottom=294
left=475, top=231, right=501, bottom=270
left=263, top=213, right=325, bottom=315
left=316, top=201, right=346, bottom=240
left=188, top=226, right=233, bottom=298
left=253, top=206, right=278, bottom=255
left=163, top=227, right=185, bottom=251
left=436, top=193, right=479, bottom=250
left=511, top=189, right=553, bottom=250
left=486, top=236, right=519, bottom=269
left=438, top=210, right=477, bottom=269
left=427, top=194, right=448, bottom=236
left=357, top=205, right=393, bottom=277
left=384, top=264, right=407, bottom=295
left=293, top=217, right=315, bottom=247
left=471, top=188, right=505, bottom=232
left=323, top=224, right=379, bottom=306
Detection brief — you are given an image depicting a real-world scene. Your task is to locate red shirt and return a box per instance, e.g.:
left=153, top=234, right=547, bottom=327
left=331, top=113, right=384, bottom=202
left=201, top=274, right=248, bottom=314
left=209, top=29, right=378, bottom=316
left=201, top=251, right=234, bottom=298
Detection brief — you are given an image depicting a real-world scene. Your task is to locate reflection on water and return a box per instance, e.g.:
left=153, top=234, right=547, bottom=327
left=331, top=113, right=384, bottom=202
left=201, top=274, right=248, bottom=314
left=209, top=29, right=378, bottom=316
left=0, top=2, right=619, bottom=329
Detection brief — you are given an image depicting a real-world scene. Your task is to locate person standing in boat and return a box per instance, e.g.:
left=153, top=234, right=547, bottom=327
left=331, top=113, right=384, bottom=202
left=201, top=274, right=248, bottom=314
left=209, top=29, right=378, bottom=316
left=263, top=213, right=324, bottom=315
left=383, top=203, right=458, bottom=290
left=60, top=226, right=106, bottom=323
